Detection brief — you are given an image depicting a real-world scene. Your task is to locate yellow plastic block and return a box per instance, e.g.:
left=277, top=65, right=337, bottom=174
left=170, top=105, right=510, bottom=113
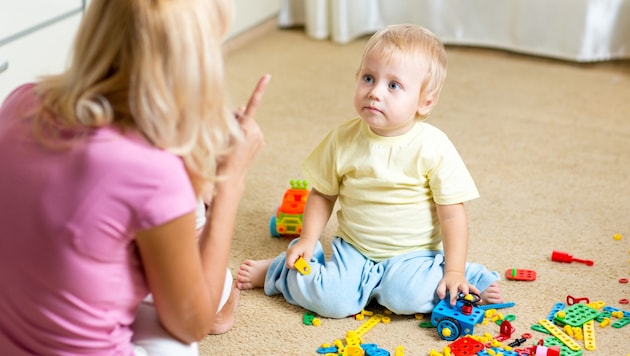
left=345, top=331, right=361, bottom=346
left=583, top=320, right=596, bottom=351
left=538, top=319, right=581, bottom=351
left=294, top=256, right=311, bottom=275
left=353, top=314, right=383, bottom=337
left=344, top=345, right=364, bottom=356
left=563, top=325, right=574, bottom=337
left=587, top=300, right=606, bottom=309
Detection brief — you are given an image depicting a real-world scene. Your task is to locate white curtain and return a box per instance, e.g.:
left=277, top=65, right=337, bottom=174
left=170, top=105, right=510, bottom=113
left=278, top=0, right=630, bottom=62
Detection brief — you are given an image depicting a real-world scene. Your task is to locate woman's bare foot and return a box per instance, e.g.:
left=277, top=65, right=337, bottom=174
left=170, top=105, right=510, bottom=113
left=236, top=259, right=273, bottom=290
left=480, top=282, right=504, bottom=305
left=208, top=283, right=240, bottom=335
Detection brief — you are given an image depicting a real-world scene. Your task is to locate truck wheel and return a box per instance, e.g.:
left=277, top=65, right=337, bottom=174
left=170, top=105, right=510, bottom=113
left=269, top=216, right=280, bottom=237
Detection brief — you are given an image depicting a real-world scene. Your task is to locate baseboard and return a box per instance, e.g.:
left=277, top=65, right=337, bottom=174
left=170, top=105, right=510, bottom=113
left=223, top=17, right=278, bottom=54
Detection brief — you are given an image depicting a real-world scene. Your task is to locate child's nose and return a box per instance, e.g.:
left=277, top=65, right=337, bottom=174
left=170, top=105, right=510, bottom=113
left=368, top=85, right=382, bottom=100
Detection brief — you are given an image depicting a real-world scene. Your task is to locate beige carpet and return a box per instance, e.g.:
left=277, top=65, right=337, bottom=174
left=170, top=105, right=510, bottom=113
left=199, top=26, right=630, bottom=355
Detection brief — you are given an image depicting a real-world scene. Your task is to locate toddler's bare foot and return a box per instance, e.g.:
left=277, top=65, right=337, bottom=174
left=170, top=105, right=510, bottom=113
left=480, top=282, right=504, bottom=305
left=208, top=283, right=240, bottom=335
left=236, top=259, right=273, bottom=290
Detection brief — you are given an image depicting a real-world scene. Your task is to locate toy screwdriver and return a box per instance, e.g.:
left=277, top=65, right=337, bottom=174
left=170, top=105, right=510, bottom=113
left=551, top=250, right=594, bottom=266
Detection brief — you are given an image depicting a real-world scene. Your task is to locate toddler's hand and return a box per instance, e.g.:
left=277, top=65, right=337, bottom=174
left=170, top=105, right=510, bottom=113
left=285, top=239, right=316, bottom=270
left=436, top=271, right=480, bottom=306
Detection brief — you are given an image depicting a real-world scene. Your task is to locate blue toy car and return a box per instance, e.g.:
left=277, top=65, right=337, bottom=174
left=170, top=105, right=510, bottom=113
left=430, top=293, right=485, bottom=341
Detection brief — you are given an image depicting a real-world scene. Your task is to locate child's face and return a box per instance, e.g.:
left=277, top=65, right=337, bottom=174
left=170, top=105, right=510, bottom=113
left=354, top=49, right=429, bottom=137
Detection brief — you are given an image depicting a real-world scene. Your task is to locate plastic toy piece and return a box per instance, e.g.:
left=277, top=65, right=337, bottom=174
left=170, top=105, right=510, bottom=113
left=294, top=256, right=311, bottom=275
left=542, top=337, right=581, bottom=356
left=532, top=345, right=561, bottom=356
left=477, top=301, right=516, bottom=310
left=546, top=302, right=566, bottom=321
left=538, top=319, right=581, bottom=351
left=508, top=336, right=527, bottom=347
left=269, top=180, right=309, bottom=238
left=354, top=314, right=383, bottom=337
left=551, top=250, right=593, bottom=266
left=478, top=348, right=520, bottom=356
left=505, top=268, right=536, bottom=281
left=554, top=303, right=599, bottom=327
left=344, top=331, right=361, bottom=348
left=362, top=344, right=390, bottom=356
left=603, top=305, right=630, bottom=318
left=304, top=311, right=316, bottom=325
left=431, top=293, right=485, bottom=341
left=582, top=320, right=596, bottom=350
left=495, top=320, right=514, bottom=341
left=565, top=295, right=589, bottom=306
left=316, top=345, right=337, bottom=354
left=586, top=300, right=606, bottom=309
left=446, top=336, right=484, bottom=356
left=531, top=323, right=550, bottom=334
left=303, top=311, right=321, bottom=326
left=611, top=317, right=630, bottom=328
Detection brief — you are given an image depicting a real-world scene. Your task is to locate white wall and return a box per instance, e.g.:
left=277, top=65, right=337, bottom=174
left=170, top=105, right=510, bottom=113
left=229, top=0, right=281, bottom=39
left=0, top=0, right=281, bottom=102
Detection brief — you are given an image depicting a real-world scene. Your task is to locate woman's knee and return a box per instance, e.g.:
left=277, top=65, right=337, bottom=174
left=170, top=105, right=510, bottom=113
left=131, top=300, right=199, bottom=356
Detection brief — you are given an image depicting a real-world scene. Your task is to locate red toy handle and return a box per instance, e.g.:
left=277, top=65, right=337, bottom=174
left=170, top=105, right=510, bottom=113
left=551, top=250, right=594, bottom=266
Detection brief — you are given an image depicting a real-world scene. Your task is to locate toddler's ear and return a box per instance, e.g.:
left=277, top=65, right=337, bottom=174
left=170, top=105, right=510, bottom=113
left=417, top=94, right=437, bottom=117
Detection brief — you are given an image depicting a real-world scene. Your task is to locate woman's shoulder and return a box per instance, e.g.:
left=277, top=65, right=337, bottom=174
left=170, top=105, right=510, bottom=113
left=91, top=127, right=185, bottom=174
left=0, top=83, right=38, bottom=115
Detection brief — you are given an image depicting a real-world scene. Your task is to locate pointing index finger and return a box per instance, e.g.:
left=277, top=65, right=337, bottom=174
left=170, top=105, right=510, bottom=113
left=243, top=74, right=271, bottom=118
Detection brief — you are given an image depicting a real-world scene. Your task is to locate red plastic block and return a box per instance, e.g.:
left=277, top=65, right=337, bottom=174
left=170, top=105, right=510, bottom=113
left=505, top=268, right=536, bottom=281
left=448, top=336, right=484, bottom=356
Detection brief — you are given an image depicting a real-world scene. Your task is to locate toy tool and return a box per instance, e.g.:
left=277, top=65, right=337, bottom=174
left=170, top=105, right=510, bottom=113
left=294, top=256, right=311, bottom=275
left=551, top=250, right=594, bottom=266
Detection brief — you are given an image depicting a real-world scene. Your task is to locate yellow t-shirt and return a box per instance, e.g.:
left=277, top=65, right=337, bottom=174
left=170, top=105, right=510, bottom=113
left=302, top=118, right=479, bottom=261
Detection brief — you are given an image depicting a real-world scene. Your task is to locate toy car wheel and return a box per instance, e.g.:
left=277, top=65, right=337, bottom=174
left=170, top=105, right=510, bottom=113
left=437, top=316, right=461, bottom=341
left=269, top=216, right=280, bottom=237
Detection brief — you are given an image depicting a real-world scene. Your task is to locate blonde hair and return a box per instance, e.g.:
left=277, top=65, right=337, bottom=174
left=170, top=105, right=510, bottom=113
left=359, top=24, right=447, bottom=119
left=34, top=0, right=239, bottom=194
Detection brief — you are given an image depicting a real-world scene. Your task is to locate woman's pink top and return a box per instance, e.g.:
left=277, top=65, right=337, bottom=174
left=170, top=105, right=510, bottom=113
left=0, top=84, right=197, bottom=355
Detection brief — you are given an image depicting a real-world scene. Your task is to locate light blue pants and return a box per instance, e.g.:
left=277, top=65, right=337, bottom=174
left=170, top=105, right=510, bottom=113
left=264, top=237, right=499, bottom=318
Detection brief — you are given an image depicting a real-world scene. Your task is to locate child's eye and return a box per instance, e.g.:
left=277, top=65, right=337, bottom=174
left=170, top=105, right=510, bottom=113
left=388, top=82, right=401, bottom=90
left=362, top=75, right=374, bottom=84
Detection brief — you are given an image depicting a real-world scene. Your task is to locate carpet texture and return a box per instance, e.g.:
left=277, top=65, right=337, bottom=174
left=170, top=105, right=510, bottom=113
left=199, top=27, right=630, bottom=355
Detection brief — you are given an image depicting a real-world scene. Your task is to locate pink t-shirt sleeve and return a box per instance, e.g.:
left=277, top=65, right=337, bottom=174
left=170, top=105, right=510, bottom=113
left=119, top=146, right=197, bottom=231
